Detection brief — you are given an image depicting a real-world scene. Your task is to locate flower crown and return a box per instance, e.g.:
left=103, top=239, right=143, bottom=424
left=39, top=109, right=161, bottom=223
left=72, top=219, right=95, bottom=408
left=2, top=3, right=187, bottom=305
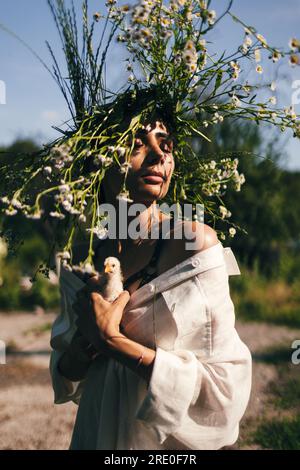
left=1, top=0, right=299, bottom=276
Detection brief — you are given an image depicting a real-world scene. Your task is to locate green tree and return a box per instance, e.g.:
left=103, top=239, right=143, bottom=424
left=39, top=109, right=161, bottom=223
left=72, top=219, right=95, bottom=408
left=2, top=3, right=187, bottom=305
left=195, top=118, right=300, bottom=278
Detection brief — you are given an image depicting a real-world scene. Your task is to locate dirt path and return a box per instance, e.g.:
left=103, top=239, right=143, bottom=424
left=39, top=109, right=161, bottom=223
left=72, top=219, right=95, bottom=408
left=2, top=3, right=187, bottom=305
left=0, top=312, right=299, bottom=450
left=234, top=321, right=300, bottom=450
left=0, top=312, right=76, bottom=450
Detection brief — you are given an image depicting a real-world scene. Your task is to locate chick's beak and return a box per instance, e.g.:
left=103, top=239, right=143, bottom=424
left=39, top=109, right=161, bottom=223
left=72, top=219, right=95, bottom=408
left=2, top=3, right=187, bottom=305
left=104, top=264, right=113, bottom=274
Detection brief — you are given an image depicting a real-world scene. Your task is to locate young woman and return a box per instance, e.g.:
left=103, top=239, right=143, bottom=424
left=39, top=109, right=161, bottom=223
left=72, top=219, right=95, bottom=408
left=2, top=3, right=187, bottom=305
left=49, top=119, right=252, bottom=450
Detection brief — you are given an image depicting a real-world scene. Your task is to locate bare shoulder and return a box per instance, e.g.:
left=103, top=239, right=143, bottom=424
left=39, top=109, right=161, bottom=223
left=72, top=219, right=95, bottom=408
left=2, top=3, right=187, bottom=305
left=180, top=220, right=219, bottom=252
left=158, top=219, right=219, bottom=274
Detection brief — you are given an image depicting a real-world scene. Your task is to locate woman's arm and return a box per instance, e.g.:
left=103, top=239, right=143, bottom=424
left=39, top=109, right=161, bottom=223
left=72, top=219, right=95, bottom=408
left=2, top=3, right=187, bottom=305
left=57, top=330, right=156, bottom=385
left=58, top=330, right=156, bottom=385
left=104, top=334, right=156, bottom=387
left=73, top=284, right=157, bottom=385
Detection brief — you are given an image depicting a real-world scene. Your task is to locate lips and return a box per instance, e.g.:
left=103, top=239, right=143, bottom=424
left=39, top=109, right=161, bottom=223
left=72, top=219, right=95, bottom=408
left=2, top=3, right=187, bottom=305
left=141, top=169, right=166, bottom=181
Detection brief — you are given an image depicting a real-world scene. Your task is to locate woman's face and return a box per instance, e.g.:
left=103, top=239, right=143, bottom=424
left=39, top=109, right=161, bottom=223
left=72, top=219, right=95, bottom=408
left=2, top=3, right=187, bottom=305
left=102, top=120, right=175, bottom=205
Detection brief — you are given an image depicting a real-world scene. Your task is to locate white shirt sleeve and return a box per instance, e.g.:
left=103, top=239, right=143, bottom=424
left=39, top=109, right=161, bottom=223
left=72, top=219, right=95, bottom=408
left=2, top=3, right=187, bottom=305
left=49, top=348, right=85, bottom=405
left=134, top=259, right=252, bottom=450
left=49, top=258, right=87, bottom=405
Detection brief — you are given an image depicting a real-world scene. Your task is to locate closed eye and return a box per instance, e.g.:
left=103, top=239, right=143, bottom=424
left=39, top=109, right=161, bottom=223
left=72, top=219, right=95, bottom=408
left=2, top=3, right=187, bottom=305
left=161, top=140, right=173, bottom=153
left=132, top=133, right=173, bottom=153
left=161, top=143, right=172, bottom=153
left=133, top=138, right=144, bottom=149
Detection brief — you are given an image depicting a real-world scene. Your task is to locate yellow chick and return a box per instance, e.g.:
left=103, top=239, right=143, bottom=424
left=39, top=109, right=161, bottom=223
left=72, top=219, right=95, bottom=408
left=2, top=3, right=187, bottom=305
left=100, top=256, right=124, bottom=302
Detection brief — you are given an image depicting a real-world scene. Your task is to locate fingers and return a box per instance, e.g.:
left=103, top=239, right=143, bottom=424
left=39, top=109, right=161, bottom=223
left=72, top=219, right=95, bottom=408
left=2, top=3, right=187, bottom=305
left=76, top=284, right=130, bottom=310
left=91, top=289, right=130, bottom=310
left=90, top=290, right=107, bottom=308
left=113, top=290, right=130, bottom=309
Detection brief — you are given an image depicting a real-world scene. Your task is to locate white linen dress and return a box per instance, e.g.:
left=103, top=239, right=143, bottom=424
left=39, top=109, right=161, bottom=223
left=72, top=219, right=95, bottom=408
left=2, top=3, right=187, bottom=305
left=49, top=241, right=252, bottom=450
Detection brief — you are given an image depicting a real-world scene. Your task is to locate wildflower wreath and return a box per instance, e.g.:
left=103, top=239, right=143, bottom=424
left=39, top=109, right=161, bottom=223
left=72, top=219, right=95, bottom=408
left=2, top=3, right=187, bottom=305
left=0, top=0, right=300, bottom=277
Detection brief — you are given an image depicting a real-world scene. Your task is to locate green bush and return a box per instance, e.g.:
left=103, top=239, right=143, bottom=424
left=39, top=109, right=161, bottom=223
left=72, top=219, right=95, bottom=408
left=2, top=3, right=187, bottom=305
left=0, top=235, right=60, bottom=311
left=231, top=264, right=300, bottom=327
left=20, top=276, right=60, bottom=310
left=0, top=260, right=60, bottom=311
left=0, top=261, right=21, bottom=310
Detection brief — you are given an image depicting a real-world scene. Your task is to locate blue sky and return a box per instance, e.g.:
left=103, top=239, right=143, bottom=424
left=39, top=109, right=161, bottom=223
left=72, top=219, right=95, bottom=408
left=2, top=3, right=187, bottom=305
left=0, top=0, right=300, bottom=169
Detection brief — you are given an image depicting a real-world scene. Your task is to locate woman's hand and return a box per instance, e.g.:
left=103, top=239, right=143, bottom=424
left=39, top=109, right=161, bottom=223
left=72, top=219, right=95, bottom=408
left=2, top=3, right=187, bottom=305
left=72, top=275, right=130, bottom=351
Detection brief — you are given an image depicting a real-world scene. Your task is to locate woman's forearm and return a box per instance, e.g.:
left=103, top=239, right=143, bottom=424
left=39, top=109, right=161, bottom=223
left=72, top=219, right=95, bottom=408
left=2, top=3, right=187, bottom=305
left=105, top=334, right=156, bottom=387
left=57, top=336, right=156, bottom=387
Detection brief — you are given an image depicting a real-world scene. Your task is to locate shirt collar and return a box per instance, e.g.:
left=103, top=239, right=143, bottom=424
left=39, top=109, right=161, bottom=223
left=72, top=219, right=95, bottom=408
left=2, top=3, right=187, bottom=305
left=124, top=242, right=230, bottom=310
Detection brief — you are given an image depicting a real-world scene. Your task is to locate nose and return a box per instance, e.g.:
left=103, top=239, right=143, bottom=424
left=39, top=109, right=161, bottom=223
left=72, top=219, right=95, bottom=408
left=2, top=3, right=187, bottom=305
left=147, top=152, right=167, bottom=165
left=145, top=142, right=167, bottom=165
